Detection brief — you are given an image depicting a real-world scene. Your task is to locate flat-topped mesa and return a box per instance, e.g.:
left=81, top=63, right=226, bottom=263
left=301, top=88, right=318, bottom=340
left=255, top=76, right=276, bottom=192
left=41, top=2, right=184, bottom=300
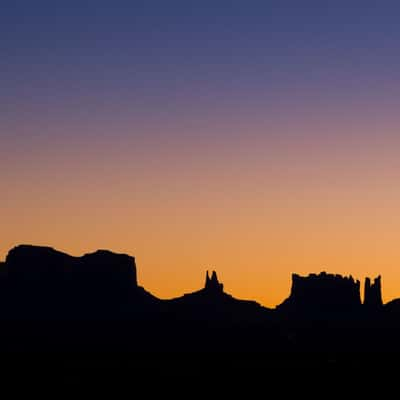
left=204, top=270, right=224, bottom=293
left=5, top=244, right=138, bottom=288
left=278, top=272, right=362, bottom=313
left=79, top=249, right=137, bottom=287
left=6, top=245, right=74, bottom=280
left=364, top=276, right=383, bottom=308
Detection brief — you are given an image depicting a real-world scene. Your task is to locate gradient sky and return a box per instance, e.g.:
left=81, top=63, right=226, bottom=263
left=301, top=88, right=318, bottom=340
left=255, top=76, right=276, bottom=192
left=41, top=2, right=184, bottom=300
left=2, top=1, right=400, bottom=307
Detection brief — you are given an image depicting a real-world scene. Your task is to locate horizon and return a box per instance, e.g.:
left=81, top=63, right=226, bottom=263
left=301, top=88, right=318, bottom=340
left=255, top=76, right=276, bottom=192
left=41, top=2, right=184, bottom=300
left=3, top=2, right=400, bottom=308
left=0, top=243, right=387, bottom=308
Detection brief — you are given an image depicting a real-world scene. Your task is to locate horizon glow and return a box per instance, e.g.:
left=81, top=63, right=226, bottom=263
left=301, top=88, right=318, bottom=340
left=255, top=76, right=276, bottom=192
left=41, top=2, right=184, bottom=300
left=2, top=1, right=400, bottom=307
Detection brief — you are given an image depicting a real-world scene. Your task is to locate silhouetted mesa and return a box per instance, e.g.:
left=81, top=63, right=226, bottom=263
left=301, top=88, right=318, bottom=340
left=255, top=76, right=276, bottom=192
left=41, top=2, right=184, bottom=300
left=4, top=244, right=152, bottom=320
left=277, top=272, right=362, bottom=315
left=6, top=244, right=137, bottom=286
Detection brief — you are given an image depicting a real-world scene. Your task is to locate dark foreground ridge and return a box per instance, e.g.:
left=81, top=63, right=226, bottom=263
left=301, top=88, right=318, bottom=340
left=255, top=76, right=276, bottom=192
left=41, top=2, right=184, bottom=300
left=0, top=244, right=400, bottom=386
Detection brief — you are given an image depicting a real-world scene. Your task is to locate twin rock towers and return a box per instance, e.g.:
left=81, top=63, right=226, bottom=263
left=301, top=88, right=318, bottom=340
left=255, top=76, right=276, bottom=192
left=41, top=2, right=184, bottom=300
left=364, top=276, right=383, bottom=308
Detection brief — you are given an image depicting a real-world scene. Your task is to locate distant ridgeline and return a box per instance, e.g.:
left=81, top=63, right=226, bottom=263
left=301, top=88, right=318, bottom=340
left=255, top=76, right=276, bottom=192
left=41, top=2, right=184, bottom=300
left=0, top=244, right=399, bottom=353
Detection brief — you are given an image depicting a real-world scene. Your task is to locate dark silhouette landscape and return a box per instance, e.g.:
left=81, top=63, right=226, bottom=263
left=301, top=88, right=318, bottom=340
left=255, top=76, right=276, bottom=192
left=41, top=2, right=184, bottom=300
left=0, top=245, right=400, bottom=394
left=2, top=244, right=400, bottom=387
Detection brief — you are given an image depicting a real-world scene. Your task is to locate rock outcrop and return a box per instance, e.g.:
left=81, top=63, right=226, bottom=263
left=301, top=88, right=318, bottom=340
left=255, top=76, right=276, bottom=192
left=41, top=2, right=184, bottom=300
left=4, top=244, right=141, bottom=319
left=364, top=276, right=383, bottom=308
left=6, top=245, right=137, bottom=287
left=204, top=270, right=224, bottom=293
left=277, top=272, right=362, bottom=315
left=167, top=270, right=268, bottom=325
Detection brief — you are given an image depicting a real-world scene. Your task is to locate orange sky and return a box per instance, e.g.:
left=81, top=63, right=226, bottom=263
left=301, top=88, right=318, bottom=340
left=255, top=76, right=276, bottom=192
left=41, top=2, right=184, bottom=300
left=2, top=114, right=400, bottom=308
left=3, top=3, right=400, bottom=308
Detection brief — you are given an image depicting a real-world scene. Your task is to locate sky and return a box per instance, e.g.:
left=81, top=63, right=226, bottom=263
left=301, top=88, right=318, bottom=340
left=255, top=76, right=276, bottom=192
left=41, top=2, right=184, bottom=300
left=2, top=1, right=400, bottom=307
